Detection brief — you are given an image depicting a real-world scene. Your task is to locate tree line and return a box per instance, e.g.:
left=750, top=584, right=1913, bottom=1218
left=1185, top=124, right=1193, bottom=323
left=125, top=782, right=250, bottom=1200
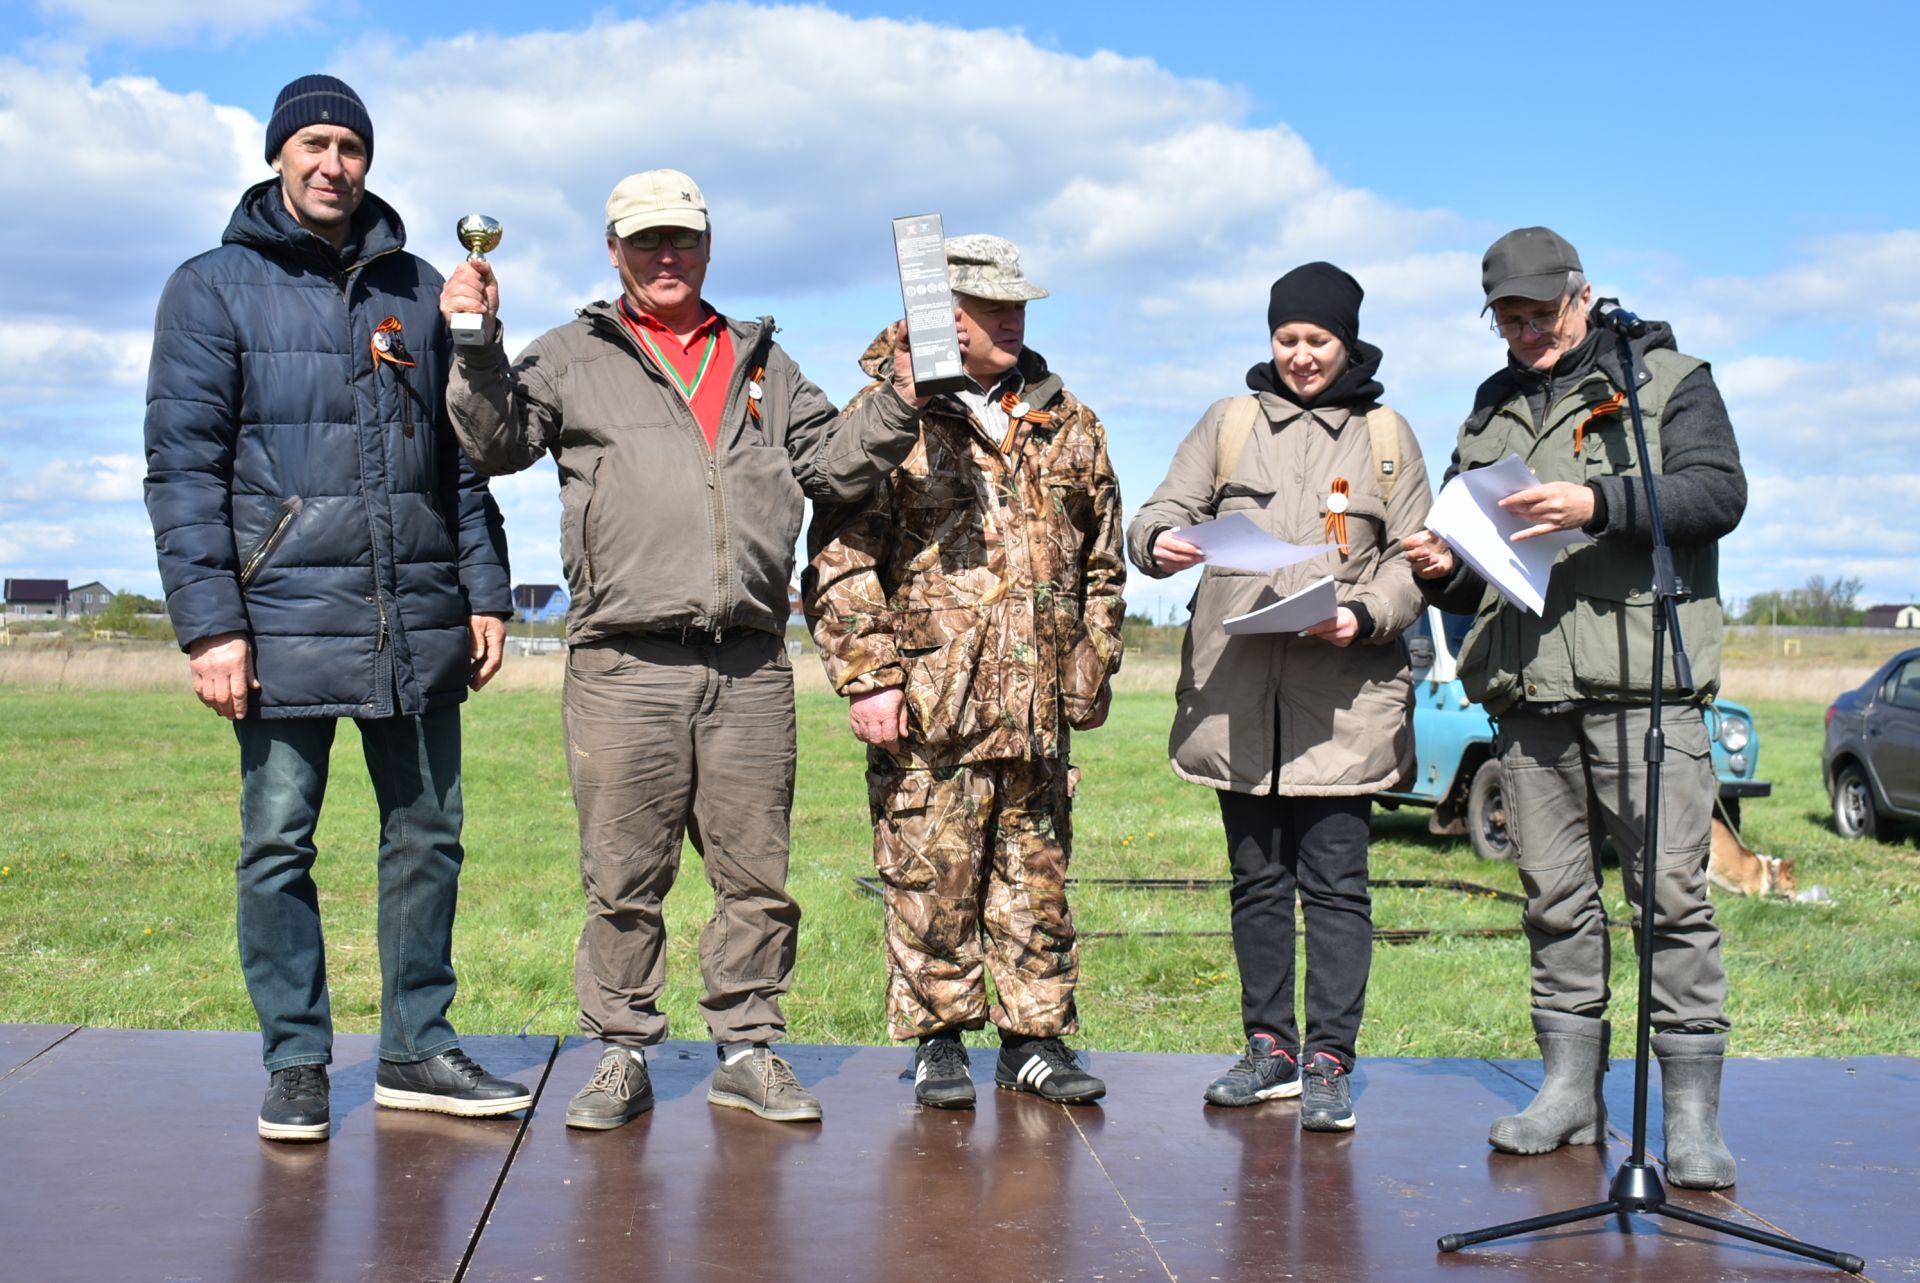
left=1735, top=575, right=1868, bottom=627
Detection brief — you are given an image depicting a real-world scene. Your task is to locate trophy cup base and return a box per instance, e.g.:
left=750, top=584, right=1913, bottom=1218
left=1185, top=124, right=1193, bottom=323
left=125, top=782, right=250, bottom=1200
left=449, top=313, right=489, bottom=347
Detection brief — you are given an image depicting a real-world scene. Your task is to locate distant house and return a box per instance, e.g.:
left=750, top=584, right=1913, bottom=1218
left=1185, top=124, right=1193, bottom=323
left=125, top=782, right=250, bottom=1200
left=788, top=583, right=804, bottom=618
left=511, top=583, right=569, bottom=623
left=1866, top=604, right=1920, bottom=629
left=4, top=578, right=68, bottom=620
left=67, top=581, right=113, bottom=617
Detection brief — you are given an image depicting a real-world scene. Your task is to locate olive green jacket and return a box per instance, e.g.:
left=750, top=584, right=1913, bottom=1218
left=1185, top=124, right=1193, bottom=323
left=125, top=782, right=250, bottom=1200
left=1444, top=334, right=1736, bottom=714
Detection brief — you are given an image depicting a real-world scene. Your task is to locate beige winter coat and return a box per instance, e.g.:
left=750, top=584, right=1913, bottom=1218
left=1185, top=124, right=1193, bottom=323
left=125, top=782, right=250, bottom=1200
left=1126, top=394, right=1431, bottom=795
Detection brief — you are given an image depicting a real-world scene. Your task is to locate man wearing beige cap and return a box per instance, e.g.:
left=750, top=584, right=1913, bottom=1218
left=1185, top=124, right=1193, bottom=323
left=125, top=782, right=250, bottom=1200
left=804, top=234, right=1125, bottom=1109
left=442, top=169, right=945, bottom=1128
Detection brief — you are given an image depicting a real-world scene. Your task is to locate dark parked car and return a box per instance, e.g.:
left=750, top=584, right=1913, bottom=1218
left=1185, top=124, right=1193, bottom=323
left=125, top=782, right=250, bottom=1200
left=1823, top=646, right=1920, bottom=838
left=1380, top=607, right=1771, bottom=860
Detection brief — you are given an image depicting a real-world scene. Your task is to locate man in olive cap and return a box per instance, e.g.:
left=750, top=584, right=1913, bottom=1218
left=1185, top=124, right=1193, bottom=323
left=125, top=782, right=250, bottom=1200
left=145, top=73, right=526, bottom=1142
left=805, top=234, right=1125, bottom=1109
left=1402, top=227, right=1746, bottom=1188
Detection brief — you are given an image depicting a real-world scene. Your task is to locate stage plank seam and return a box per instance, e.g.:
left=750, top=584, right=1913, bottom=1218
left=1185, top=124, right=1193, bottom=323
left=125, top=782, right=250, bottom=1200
left=451, top=1035, right=564, bottom=1283
left=0, top=1024, right=80, bottom=1082
left=1065, top=1107, right=1179, bottom=1283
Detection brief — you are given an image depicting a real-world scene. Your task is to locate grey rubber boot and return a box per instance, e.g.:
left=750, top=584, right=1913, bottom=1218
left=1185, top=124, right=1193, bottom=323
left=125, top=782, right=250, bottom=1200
left=1653, top=1031, right=1737, bottom=1189
left=1489, top=1011, right=1609, bottom=1155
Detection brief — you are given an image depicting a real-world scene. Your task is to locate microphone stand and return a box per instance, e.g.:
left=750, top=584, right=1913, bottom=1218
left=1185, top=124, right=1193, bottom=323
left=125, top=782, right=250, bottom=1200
left=1437, top=307, right=1864, bottom=1274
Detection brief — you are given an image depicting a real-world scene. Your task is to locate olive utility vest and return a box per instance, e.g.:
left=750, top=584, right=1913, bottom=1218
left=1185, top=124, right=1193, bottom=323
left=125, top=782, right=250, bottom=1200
left=1454, top=348, right=1723, bottom=713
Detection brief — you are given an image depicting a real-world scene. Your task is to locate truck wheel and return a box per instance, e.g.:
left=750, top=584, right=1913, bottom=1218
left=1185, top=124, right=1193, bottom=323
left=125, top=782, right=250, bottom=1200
left=1832, top=764, right=1879, bottom=840
left=1467, top=758, right=1516, bottom=862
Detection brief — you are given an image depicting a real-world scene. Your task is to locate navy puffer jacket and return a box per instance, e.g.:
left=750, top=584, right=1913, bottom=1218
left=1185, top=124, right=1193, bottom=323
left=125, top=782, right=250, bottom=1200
left=144, top=180, right=509, bottom=719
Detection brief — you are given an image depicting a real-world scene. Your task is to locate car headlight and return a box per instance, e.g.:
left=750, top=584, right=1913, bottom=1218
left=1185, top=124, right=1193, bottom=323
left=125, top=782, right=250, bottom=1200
left=1719, top=716, right=1751, bottom=753
left=1728, top=752, right=1750, bottom=775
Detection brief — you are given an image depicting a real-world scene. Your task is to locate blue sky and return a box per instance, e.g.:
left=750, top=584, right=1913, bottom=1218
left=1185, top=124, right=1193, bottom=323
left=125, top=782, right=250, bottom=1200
left=4, top=0, right=1917, bottom=622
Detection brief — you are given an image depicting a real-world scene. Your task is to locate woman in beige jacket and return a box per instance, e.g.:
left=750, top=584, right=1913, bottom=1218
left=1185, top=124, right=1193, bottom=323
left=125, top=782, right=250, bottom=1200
left=1126, top=263, right=1431, bottom=1131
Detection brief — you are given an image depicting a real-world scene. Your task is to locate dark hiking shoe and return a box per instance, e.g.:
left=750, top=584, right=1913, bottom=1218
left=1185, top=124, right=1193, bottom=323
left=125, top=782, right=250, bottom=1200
left=708, top=1047, right=823, bottom=1122
left=1204, top=1033, right=1301, bottom=1107
left=374, top=1048, right=533, bottom=1117
left=566, top=1046, right=655, bottom=1130
left=995, top=1038, right=1105, bottom=1105
left=1300, top=1053, right=1356, bottom=1132
left=913, top=1034, right=976, bottom=1110
left=259, top=1064, right=331, bottom=1142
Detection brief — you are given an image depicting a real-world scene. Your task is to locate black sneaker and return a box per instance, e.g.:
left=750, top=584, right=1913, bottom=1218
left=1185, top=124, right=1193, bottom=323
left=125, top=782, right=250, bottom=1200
left=995, top=1037, right=1105, bottom=1105
left=913, top=1034, right=976, bottom=1110
left=1204, top=1033, right=1301, bottom=1107
left=1300, top=1052, right=1356, bottom=1132
left=259, top=1064, right=331, bottom=1142
left=565, top=1046, right=655, bottom=1130
left=374, top=1048, right=533, bottom=1117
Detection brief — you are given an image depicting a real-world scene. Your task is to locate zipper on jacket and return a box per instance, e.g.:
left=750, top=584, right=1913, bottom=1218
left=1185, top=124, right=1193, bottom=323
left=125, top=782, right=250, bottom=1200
left=238, top=496, right=304, bottom=588
left=338, top=248, right=403, bottom=683
left=597, top=308, right=771, bottom=632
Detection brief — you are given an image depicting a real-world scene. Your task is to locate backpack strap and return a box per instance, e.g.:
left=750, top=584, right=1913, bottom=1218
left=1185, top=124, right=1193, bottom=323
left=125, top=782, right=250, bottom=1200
left=1212, top=395, right=1263, bottom=497
left=1215, top=398, right=1405, bottom=503
left=1365, top=406, right=1403, bottom=504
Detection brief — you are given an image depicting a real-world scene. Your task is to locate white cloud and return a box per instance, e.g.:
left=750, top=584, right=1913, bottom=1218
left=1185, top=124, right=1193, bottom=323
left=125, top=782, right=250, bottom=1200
left=0, top=321, right=149, bottom=403
left=34, top=0, right=324, bottom=44
left=2, top=4, right=1917, bottom=612
left=33, top=453, right=144, bottom=502
left=0, top=62, right=259, bottom=313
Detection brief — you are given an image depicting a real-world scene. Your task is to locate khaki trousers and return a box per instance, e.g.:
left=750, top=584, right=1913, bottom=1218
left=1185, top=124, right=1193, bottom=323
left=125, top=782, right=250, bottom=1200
left=563, top=631, right=799, bottom=1046
left=1499, top=704, right=1729, bottom=1032
left=868, top=757, right=1079, bottom=1041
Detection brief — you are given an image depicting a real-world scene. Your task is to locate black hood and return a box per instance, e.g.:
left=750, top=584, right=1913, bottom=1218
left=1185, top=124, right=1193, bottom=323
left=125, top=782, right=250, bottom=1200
left=221, top=177, right=407, bottom=273
left=1245, top=335, right=1386, bottom=410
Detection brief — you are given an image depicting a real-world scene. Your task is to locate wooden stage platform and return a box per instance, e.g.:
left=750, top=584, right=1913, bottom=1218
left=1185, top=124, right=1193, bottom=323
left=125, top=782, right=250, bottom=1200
left=2, top=1026, right=1911, bottom=1281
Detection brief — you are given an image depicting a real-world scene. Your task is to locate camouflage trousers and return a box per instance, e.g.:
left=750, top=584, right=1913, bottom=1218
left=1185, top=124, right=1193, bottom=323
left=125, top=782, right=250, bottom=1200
left=867, top=756, right=1080, bottom=1041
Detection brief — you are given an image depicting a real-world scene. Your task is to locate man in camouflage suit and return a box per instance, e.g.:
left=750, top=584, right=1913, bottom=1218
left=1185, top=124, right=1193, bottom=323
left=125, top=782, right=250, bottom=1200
left=805, top=234, right=1125, bottom=1109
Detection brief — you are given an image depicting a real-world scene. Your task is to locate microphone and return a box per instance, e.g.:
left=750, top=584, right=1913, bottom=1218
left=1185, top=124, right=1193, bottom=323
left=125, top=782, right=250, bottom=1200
left=1592, top=298, right=1647, bottom=338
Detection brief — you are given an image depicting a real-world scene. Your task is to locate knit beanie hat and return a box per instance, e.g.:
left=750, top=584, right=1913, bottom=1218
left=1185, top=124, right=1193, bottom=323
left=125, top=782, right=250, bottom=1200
left=1266, top=262, right=1364, bottom=349
left=264, top=75, right=373, bottom=164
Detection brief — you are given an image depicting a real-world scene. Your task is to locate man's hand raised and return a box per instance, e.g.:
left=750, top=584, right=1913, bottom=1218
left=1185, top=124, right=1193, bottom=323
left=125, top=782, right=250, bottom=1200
left=439, top=260, right=500, bottom=345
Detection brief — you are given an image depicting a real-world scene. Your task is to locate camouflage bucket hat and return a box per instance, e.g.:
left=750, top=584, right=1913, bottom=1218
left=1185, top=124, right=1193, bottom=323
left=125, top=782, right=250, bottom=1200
left=945, top=233, right=1049, bottom=302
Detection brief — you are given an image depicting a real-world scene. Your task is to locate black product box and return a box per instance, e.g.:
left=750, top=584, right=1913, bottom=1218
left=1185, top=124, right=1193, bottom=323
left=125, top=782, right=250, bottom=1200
left=891, top=213, right=967, bottom=397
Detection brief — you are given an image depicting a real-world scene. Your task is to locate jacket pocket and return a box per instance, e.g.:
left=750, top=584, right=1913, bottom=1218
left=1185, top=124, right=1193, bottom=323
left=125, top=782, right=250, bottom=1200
left=1215, top=481, right=1273, bottom=512
left=578, top=453, right=605, bottom=597
left=898, top=615, right=987, bottom=747
left=239, top=496, right=303, bottom=589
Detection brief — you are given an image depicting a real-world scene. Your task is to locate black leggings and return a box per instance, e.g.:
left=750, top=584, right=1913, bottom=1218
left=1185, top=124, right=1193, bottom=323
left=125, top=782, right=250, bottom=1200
left=1217, top=791, right=1373, bottom=1068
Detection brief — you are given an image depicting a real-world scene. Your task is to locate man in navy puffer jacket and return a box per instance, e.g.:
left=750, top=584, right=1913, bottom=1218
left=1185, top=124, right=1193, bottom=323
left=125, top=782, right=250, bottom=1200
left=143, top=75, right=528, bottom=1142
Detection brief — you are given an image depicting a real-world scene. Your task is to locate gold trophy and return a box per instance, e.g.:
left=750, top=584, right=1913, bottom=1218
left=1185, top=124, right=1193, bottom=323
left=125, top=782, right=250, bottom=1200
left=450, top=214, right=503, bottom=346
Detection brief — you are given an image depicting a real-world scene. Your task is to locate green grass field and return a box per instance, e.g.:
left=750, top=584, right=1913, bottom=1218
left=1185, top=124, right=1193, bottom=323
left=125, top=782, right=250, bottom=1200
left=2, top=680, right=1915, bottom=1059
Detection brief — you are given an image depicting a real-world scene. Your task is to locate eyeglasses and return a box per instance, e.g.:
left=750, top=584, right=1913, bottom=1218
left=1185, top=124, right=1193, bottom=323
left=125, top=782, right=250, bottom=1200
left=1489, top=296, right=1572, bottom=338
left=622, top=228, right=704, bottom=251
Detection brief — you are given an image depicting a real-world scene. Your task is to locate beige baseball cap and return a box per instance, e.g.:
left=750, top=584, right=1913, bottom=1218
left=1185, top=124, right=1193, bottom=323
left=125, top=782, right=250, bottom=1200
left=605, top=169, right=708, bottom=237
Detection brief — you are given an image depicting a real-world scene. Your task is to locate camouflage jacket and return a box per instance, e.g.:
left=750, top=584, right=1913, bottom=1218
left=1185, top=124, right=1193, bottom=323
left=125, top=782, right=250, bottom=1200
left=803, top=330, right=1126, bottom=767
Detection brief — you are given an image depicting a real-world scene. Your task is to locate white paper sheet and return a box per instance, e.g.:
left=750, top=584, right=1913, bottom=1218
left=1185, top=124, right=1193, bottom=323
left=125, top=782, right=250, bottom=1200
left=1425, top=454, right=1594, bottom=616
left=1173, top=512, right=1335, bottom=573
left=1222, top=575, right=1339, bottom=635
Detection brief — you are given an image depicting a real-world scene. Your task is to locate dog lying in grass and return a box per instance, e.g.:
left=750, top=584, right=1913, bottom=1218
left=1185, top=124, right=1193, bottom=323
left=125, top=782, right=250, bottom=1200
left=1708, top=817, right=1796, bottom=898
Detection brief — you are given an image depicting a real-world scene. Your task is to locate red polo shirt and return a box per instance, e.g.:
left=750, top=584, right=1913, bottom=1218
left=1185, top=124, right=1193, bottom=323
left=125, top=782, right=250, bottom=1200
left=619, top=299, right=735, bottom=449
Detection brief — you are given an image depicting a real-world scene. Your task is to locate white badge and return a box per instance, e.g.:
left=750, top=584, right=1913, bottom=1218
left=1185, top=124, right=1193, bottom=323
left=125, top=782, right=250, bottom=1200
left=1327, top=492, right=1350, bottom=514
left=1009, top=400, right=1030, bottom=420
left=748, top=381, right=763, bottom=402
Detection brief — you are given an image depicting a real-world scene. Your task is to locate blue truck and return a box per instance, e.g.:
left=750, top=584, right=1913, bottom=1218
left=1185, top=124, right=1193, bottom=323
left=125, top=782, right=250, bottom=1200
left=1379, top=608, right=1771, bottom=860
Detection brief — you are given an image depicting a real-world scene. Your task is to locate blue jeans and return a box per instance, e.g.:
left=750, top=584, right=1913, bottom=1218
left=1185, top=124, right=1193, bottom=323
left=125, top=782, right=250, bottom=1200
left=234, top=708, right=466, bottom=1070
